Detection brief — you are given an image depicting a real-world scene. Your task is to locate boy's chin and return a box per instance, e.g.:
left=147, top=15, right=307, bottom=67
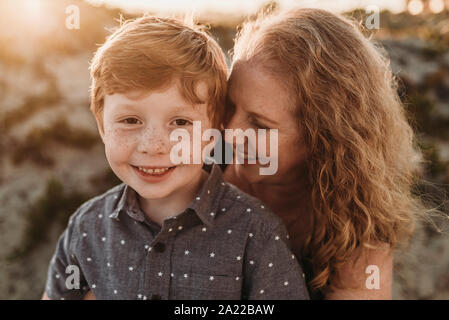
left=134, top=185, right=176, bottom=200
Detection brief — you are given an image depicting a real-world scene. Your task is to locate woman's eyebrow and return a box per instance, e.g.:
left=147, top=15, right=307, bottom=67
left=247, top=111, right=279, bottom=126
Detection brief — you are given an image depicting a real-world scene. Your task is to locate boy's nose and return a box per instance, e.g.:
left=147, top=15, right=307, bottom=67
left=137, top=127, right=170, bottom=155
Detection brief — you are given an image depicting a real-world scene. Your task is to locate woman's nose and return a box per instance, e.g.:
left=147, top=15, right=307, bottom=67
left=136, top=126, right=170, bottom=155
left=224, top=114, right=252, bottom=147
left=226, top=110, right=247, bottom=131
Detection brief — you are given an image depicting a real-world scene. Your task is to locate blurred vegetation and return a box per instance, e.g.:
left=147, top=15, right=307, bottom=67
left=10, top=116, right=100, bottom=167
left=8, top=178, right=91, bottom=261
left=403, top=91, right=449, bottom=196
left=403, top=92, right=449, bottom=138
left=1, top=86, right=61, bottom=134
left=420, top=142, right=449, bottom=178
left=88, top=167, right=122, bottom=193
left=8, top=168, right=121, bottom=261
left=0, top=37, right=27, bottom=67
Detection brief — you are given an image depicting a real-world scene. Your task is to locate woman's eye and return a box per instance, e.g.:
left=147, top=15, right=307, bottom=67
left=172, top=119, right=192, bottom=126
left=121, top=118, right=140, bottom=125
left=250, top=118, right=269, bottom=130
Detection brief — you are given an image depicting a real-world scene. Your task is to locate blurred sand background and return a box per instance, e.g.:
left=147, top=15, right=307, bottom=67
left=0, top=0, right=448, bottom=299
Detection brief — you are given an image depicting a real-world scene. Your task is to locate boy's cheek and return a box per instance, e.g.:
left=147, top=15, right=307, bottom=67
left=103, top=132, right=139, bottom=156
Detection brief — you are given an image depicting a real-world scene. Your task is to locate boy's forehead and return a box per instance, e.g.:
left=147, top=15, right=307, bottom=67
left=104, top=80, right=209, bottom=112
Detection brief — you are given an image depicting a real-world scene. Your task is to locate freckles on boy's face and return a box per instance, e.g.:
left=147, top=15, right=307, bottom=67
left=99, top=81, right=214, bottom=201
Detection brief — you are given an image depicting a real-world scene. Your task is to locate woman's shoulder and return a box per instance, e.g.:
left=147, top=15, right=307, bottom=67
left=325, top=243, right=394, bottom=299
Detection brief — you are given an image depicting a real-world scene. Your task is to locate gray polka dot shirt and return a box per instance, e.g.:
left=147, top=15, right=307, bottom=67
left=45, top=163, right=310, bottom=300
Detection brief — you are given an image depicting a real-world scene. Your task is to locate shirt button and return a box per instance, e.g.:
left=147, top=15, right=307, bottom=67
left=151, top=294, right=161, bottom=300
left=153, top=242, right=165, bottom=253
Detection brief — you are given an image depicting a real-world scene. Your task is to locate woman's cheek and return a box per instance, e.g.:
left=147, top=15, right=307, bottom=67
left=274, top=134, right=293, bottom=171
left=278, top=134, right=307, bottom=173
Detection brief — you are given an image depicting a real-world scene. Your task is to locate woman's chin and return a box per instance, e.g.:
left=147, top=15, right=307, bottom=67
left=235, top=164, right=268, bottom=184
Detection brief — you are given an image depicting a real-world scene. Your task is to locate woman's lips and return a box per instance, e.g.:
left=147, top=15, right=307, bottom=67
left=234, top=148, right=259, bottom=162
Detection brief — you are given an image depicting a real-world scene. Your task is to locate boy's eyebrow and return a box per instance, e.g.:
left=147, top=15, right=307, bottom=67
left=167, top=104, right=196, bottom=114
left=112, top=103, right=145, bottom=113
left=115, top=103, right=138, bottom=110
left=114, top=103, right=197, bottom=115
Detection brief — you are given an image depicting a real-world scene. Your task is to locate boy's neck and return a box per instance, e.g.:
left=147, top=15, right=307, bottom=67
left=137, top=169, right=209, bottom=226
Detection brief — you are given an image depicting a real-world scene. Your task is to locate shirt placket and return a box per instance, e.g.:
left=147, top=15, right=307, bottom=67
left=142, top=217, right=178, bottom=300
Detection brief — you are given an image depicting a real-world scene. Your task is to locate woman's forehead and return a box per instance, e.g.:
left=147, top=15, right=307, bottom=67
left=228, top=61, right=295, bottom=115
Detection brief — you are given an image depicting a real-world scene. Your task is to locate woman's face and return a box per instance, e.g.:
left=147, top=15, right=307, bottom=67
left=226, top=61, right=308, bottom=185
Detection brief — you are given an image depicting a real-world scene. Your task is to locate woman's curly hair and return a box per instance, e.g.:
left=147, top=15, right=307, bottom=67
left=232, top=8, right=426, bottom=294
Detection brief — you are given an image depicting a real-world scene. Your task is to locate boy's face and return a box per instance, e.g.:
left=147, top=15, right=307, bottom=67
left=97, top=80, right=212, bottom=201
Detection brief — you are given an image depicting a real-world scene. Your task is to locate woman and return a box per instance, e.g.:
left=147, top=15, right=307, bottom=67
left=82, top=8, right=423, bottom=300
left=222, top=8, right=424, bottom=299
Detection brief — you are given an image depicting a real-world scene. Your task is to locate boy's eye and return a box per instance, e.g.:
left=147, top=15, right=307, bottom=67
left=171, top=119, right=192, bottom=126
left=121, top=118, right=140, bottom=125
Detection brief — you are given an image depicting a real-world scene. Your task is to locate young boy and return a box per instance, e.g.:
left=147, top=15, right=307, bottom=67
left=42, top=15, right=309, bottom=300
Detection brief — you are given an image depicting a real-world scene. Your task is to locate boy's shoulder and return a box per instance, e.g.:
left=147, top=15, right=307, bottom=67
left=201, top=164, right=285, bottom=235
left=219, top=181, right=287, bottom=237
left=67, top=183, right=126, bottom=226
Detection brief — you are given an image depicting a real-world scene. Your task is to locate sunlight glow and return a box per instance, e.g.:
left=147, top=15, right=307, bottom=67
left=86, top=0, right=265, bottom=15
left=429, top=0, right=445, bottom=13
left=17, top=0, right=44, bottom=23
left=0, top=0, right=57, bottom=37
left=408, top=0, right=424, bottom=15
left=87, top=0, right=411, bottom=15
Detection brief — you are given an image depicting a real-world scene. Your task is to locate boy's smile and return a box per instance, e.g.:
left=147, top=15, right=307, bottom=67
left=96, top=79, right=213, bottom=222
left=130, top=164, right=176, bottom=183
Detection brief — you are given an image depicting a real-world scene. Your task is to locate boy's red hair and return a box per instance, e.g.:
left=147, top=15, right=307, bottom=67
left=89, top=15, right=228, bottom=131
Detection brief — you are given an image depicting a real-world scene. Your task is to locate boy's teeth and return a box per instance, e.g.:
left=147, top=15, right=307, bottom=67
left=137, top=166, right=170, bottom=174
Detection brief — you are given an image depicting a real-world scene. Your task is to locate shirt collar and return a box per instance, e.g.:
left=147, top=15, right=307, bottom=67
left=109, top=163, right=226, bottom=227
left=187, top=163, right=226, bottom=227
left=109, top=183, right=146, bottom=222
